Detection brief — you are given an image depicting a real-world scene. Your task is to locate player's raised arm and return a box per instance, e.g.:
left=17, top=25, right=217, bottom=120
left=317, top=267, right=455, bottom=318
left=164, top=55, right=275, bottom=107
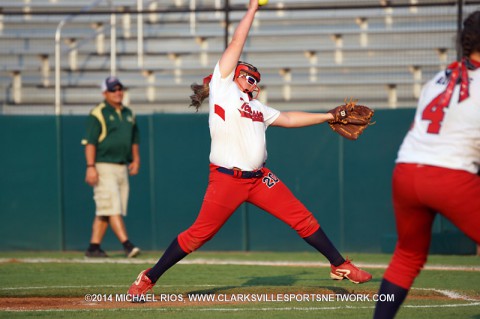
left=218, top=0, right=259, bottom=79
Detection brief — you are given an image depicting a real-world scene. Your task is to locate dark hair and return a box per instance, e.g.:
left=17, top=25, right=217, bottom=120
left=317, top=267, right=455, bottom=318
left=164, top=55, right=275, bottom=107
left=460, top=10, right=480, bottom=57
left=189, top=82, right=210, bottom=112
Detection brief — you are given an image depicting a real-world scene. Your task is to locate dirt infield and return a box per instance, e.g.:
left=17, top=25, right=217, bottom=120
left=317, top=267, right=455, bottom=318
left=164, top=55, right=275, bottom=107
left=0, top=296, right=231, bottom=310
left=1, top=258, right=478, bottom=312
left=1, top=291, right=472, bottom=311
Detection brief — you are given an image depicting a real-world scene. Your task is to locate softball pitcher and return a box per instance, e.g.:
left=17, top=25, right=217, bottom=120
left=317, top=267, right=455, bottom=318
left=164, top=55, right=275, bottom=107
left=128, top=0, right=371, bottom=297
left=373, top=10, right=480, bottom=319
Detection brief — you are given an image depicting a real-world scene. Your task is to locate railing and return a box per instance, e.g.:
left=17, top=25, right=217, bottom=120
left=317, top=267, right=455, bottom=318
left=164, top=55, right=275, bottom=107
left=2, top=0, right=480, bottom=114
left=137, top=0, right=144, bottom=68
left=55, top=0, right=116, bottom=115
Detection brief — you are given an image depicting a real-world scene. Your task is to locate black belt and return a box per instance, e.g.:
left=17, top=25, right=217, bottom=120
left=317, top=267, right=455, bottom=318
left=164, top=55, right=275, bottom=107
left=217, top=167, right=264, bottom=179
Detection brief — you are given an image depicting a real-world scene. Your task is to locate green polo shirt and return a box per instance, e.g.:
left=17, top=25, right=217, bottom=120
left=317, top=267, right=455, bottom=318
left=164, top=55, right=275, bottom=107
left=82, top=101, right=140, bottom=164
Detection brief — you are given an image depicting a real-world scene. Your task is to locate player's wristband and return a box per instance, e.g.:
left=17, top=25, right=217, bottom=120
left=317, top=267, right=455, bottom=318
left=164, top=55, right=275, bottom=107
left=87, top=164, right=95, bottom=168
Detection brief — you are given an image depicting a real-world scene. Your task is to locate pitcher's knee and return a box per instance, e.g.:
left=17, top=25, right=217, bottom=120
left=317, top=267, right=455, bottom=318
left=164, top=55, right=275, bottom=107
left=177, top=229, right=216, bottom=253
left=294, top=214, right=320, bottom=238
left=384, top=249, right=427, bottom=289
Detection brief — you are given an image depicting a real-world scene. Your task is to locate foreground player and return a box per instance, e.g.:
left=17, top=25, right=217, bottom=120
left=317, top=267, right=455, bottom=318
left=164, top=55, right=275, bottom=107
left=373, top=10, right=480, bottom=319
left=128, top=0, right=371, bottom=297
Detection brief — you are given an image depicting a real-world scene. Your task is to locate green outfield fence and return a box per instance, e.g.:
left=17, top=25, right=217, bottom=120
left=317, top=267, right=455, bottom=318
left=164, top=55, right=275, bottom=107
left=0, top=0, right=478, bottom=254
left=0, top=110, right=476, bottom=254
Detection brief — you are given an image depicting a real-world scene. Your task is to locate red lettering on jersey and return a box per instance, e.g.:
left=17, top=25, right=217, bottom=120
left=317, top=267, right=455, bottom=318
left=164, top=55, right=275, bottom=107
left=238, top=98, right=264, bottom=122
left=215, top=104, right=225, bottom=121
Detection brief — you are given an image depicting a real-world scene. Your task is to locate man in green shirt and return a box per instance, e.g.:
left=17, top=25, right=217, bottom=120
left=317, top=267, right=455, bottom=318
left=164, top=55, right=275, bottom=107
left=82, top=76, right=141, bottom=258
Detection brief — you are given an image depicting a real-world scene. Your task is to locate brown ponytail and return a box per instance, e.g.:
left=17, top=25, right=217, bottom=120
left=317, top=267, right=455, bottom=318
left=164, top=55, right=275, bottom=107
left=460, top=11, right=480, bottom=57
left=189, top=74, right=212, bottom=112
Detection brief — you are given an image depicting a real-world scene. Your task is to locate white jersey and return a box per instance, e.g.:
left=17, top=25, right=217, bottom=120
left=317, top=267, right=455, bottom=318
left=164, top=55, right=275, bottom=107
left=208, top=62, right=280, bottom=171
left=396, top=65, right=480, bottom=174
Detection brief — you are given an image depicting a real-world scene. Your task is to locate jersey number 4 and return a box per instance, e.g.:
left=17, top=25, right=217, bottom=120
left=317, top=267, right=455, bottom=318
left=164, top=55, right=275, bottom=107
left=421, top=95, right=447, bottom=134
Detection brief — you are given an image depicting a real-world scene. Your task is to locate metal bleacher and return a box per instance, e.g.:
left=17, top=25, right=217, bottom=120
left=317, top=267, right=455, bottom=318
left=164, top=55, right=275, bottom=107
left=0, top=0, right=470, bottom=114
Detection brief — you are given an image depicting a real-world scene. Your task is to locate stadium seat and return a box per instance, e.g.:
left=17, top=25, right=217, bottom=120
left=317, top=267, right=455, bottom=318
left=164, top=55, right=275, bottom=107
left=0, top=0, right=472, bottom=114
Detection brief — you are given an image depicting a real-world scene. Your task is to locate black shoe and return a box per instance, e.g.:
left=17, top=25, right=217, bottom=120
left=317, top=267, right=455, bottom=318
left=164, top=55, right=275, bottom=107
left=125, top=246, right=141, bottom=258
left=85, top=248, right=108, bottom=258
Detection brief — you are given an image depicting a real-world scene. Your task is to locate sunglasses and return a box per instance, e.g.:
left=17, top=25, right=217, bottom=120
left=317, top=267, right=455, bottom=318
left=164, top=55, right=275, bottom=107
left=240, top=74, right=257, bottom=86
left=107, top=87, right=124, bottom=93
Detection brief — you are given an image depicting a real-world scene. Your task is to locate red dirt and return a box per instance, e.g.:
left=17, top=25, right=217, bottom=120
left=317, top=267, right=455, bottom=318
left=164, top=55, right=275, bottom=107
left=0, top=296, right=232, bottom=310
left=0, top=292, right=468, bottom=311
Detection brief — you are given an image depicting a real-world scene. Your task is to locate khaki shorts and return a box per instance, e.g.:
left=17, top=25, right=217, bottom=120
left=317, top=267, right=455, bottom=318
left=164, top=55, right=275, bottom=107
left=93, top=163, right=129, bottom=216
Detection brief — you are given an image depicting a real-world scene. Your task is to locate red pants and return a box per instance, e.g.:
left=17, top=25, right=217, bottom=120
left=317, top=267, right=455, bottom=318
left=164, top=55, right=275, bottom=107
left=384, top=163, right=480, bottom=289
left=177, top=165, right=320, bottom=253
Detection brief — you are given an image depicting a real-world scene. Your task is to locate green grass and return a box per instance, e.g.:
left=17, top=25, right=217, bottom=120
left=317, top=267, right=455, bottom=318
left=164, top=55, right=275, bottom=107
left=0, top=251, right=478, bottom=319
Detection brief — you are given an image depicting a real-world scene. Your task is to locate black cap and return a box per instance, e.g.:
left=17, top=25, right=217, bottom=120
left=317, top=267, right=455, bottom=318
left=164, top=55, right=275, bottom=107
left=101, top=76, right=124, bottom=92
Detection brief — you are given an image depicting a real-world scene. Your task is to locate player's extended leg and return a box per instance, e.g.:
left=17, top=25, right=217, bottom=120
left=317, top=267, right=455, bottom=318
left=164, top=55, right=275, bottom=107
left=143, top=198, right=241, bottom=286
left=248, top=168, right=319, bottom=237
left=374, top=211, right=434, bottom=319
left=374, top=164, right=436, bottom=319
left=177, top=168, right=252, bottom=254
left=248, top=168, right=371, bottom=283
left=129, top=168, right=250, bottom=297
left=128, top=201, right=239, bottom=298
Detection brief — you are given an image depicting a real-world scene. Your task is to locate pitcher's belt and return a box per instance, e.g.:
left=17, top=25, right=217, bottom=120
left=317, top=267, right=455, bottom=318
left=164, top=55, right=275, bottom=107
left=217, top=167, right=264, bottom=179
